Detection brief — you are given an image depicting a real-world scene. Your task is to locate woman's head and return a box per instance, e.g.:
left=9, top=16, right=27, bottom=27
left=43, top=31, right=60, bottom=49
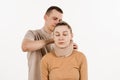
left=53, top=21, right=73, bottom=48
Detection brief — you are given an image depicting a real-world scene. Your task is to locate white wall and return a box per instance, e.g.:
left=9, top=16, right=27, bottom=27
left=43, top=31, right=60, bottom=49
left=0, top=0, right=120, bottom=80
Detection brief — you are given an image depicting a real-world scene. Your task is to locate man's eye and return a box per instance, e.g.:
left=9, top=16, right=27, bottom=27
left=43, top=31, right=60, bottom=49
left=53, top=18, right=57, bottom=20
left=59, top=19, right=62, bottom=22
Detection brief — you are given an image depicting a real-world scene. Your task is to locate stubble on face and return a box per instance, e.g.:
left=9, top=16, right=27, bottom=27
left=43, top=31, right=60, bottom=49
left=47, top=10, right=63, bottom=33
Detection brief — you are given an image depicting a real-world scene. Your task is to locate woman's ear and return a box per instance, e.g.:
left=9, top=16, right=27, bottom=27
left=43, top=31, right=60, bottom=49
left=71, top=33, right=73, bottom=40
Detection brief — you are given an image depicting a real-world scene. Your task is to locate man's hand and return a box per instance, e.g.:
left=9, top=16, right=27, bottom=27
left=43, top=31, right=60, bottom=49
left=73, top=43, right=78, bottom=50
left=45, top=39, right=54, bottom=44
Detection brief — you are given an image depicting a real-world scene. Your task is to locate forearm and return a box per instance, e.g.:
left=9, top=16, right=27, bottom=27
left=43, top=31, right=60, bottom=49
left=22, top=39, right=54, bottom=52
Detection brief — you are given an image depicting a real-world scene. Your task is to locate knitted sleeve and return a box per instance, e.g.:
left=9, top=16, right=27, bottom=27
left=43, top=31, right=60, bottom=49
left=79, top=54, right=88, bottom=80
left=40, top=56, right=49, bottom=80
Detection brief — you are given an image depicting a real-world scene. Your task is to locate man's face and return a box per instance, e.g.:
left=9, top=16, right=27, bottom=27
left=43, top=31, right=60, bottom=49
left=44, top=9, right=63, bottom=32
left=53, top=25, right=73, bottom=48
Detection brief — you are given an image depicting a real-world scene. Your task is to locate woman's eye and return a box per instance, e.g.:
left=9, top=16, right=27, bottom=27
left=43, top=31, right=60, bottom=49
left=63, top=34, right=67, bottom=36
left=55, top=34, right=60, bottom=36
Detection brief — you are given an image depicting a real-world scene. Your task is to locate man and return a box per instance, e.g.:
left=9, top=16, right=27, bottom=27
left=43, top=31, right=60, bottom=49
left=21, top=6, right=77, bottom=80
left=21, top=6, right=63, bottom=80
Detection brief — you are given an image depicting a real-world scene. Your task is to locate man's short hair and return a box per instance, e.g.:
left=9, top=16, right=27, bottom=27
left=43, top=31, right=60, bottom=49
left=45, top=6, right=63, bottom=15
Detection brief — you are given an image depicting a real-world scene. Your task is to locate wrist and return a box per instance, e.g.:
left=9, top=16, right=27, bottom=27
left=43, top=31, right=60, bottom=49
left=45, top=39, right=54, bottom=45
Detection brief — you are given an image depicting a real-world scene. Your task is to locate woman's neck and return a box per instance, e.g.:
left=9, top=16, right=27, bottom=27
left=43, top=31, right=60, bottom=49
left=54, top=42, right=73, bottom=57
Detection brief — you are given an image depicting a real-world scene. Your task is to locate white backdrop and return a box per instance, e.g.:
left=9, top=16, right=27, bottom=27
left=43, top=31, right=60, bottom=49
left=0, top=0, right=120, bottom=80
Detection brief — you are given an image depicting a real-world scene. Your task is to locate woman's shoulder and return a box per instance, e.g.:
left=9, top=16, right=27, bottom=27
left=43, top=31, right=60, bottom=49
left=72, top=50, right=87, bottom=64
left=42, top=51, right=55, bottom=60
left=73, top=50, right=87, bottom=59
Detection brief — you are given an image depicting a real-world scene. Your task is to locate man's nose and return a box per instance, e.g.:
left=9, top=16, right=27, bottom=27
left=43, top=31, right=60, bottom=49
left=55, top=20, right=60, bottom=25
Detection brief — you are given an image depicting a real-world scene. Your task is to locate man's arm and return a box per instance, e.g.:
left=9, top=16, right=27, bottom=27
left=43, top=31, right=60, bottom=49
left=21, top=38, right=54, bottom=52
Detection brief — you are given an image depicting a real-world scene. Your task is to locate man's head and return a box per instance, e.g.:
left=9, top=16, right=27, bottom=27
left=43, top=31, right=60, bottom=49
left=44, top=6, right=63, bottom=33
left=45, top=6, right=63, bottom=16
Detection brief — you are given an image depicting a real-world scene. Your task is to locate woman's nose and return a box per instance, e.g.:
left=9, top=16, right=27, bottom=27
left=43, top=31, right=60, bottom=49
left=59, top=35, right=64, bottom=40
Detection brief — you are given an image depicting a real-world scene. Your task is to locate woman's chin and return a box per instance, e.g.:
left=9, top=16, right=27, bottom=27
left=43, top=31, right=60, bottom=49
left=57, top=45, right=67, bottom=49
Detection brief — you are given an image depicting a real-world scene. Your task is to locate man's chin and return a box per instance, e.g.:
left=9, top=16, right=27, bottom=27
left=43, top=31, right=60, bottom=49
left=49, top=29, right=53, bottom=33
left=50, top=28, right=54, bottom=32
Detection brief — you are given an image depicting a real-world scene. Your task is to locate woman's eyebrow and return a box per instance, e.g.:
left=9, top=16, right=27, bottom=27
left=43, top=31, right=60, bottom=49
left=63, top=31, right=68, bottom=33
left=54, top=31, right=59, bottom=33
left=54, top=31, right=68, bottom=33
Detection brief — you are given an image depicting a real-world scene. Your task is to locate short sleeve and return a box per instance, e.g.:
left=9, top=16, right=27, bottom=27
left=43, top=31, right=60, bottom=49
left=24, top=30, right=35, bottom=41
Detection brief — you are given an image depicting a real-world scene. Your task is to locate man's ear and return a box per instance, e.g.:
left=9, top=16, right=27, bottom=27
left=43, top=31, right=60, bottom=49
left=44, top=15, right=47, bottom=20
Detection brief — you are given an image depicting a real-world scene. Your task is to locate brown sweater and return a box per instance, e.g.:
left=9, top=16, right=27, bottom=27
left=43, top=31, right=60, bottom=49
left=40, top=50, right=88, bottom=80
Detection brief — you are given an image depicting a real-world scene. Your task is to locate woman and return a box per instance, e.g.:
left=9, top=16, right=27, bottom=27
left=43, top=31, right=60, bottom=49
left=40, top=21, right=88, bottom=80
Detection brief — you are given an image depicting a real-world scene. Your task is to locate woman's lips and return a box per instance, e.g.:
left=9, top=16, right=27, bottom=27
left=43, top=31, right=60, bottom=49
left=58, top=42, right=64, bottom=44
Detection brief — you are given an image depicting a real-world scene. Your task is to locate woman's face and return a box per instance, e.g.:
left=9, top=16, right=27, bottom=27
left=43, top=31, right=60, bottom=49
left=53, top=25, right=73, bottom=48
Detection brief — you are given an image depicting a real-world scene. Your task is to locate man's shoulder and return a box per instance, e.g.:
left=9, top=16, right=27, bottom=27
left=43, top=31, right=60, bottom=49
left=28, top=29, right=41, bottom=33
left=24, top=29, right=42, bottom=39
left=26, top=28, right=44, bottom=36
